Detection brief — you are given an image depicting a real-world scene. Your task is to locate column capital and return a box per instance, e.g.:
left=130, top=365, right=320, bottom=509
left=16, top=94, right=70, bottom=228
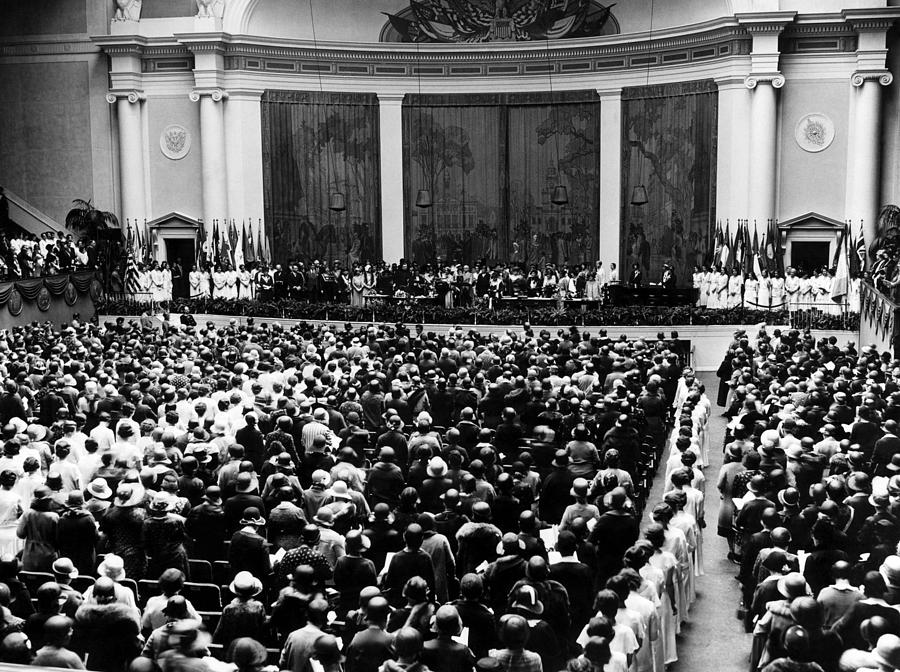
left=105, top=90, right=145, bottom=104
left=851, top=71, right=894, bottom=88
left=735, top=11, right=797, bottom=34
left=842, top=8, right=900, bottom=33
left=189, top=88, right=228, bottom=103
left=744, top=73, right=785, bottom=90
left=376, top=93, right=406, bottom=105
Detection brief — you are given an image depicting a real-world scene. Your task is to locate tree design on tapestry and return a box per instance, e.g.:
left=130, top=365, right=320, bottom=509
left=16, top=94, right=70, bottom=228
left=405, top=107, right=503, bottom=266
left=381, top=0, right=619, bottom=42
left=403, top=93, right=600, bottom=266
left=261, top=92, right=381, bottom=267
left=509, top=104, right=599, bottom=267
left=621, top=82, right=717, bottom=281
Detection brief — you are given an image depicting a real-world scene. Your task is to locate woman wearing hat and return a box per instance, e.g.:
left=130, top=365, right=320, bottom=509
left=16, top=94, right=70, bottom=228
left=142, top=494, right=190, bottom=580
left=214, top=571, right=266, bottom=645
left=0, top=470, right=22, bottom=557
left=715, top=443, right=747, bottom=560
left=333, top=530, right=377, bottom=617
left=99, top=484, right=148, bottom=580
left=16, top=486, right=59, bottom=572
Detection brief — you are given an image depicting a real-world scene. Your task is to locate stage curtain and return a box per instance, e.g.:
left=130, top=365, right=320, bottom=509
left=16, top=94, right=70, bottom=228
left=403, top=91, right=600, bottom=266
left=261, top=91, right=381, bottom=267
left=621, top=80, right=718, bottom=282
left=507, top=99, right=600, bottom=267
left=403, top=98, right=503, bottom=266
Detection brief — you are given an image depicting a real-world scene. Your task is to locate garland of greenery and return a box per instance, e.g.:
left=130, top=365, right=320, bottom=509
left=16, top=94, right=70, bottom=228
left=97, top=296, right=859, bottom=331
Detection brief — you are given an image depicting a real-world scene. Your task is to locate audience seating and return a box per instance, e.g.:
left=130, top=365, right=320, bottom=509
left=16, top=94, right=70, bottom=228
left=188, top=559, right=213, bottom=583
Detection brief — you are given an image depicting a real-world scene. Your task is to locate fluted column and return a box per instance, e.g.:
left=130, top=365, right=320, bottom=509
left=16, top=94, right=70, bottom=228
left=745, top=74, right=784, bottom=236
left=848, top=71, right=893, bottom=249
left=378, top=93, right=405, bottom=264
left=190, top=88, right=229, bottom=237
left=106, top=90, right=146, bottom=227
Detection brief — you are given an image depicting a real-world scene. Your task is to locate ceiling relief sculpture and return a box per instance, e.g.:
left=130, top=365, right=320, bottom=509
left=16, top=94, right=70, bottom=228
left=380, top=0, right=619, bottom=43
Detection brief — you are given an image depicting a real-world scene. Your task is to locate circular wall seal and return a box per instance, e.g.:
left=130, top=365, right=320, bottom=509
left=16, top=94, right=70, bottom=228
left=7, top=289, right=22, bottom=316
left=64, top=282, right=78, bottom=306
left=89, top=279, right=103, bottom=302
left=160, top=124, right=191, bottom=160
left=794, top=113, right=835, bottom=153
left=36, top=287, right=51, bottom=312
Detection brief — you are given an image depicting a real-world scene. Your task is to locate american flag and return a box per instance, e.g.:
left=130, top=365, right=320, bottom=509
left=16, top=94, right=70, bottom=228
left=125, top=247, right=141, bottom=295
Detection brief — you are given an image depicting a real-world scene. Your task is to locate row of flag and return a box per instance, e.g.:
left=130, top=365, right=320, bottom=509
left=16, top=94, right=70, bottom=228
left=709, top=219, right=785, bottom=279
left=123, top=218, right=273, bottom=296
left=830, top=220, right=867, bottom=303
left=198, top=219, right=272, bottom=272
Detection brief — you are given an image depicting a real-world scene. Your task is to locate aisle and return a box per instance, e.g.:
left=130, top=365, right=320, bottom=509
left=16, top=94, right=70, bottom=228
left=644, top=373, right=752, bottom=672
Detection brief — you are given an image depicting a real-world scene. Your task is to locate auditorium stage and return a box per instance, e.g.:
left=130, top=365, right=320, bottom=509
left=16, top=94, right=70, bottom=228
left=101, top=313, right=857, bottom=373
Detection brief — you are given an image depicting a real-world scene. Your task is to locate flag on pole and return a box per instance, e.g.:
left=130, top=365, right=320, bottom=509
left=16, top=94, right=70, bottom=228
left=765, top=219, right=779, bottom=275
left=196, top=220, right=207, bottom=270
left=246, top=221, right=256, bottom=264
left=752, top=226, right=764, bottom=279
left=855, top=220, right=866, bottom=272
left=712, top=221, right=723, bottom=268
left=213, top=220, right=221, bottom=268
left=221, top=224, right=233, bottom=268
left=831, top=223, right=849, bottom=302
left=125, top=247, right=140, bottom=296
left=228, top=219, right=239, bottom=267
left=722, top=220, right=733, bottom=270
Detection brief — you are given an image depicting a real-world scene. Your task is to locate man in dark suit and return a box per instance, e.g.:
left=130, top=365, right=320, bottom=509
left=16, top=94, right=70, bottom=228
left=548, top=530, right=594, bottom=638
left=661, top=262, right=677, bottom=289
left=589, top=487, right=639, bottom=586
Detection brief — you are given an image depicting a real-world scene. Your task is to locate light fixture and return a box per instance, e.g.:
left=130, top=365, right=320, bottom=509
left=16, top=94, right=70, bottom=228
left=630, top=0, right=654, bottom=208
left=329, top=192, right=346, bottom=212
left=416, top=188, right=433, bottom=208
left=630, top=185, right=648, bottom=206
left=545, top=40, right=568, bottom=207
left=552, top=185, right=569, bottom=206
left=309, top=0, right=345, bottom=217
left=413, top=40, right=432, bottom=209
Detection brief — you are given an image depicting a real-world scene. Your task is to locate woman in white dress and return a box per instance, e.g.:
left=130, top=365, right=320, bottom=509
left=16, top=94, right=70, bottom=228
left=238, top=265, right=253, bottom=300
left=769, top=273, right=785, bottom=312
left=824, top=269, right=840, bottom=315
left=757, top=269, right=771, bottom=311
left=0, top=472, right=22, bottom=557
left=645, top=527, right=680, bottom=665
left=698, top=266, right=711, bottom=308
left=138, top=264, right=153, bottom=304
left=160, top=261, right=173, bottom=303
left=212, top=265, right=227, bottom=300
left=189, top=266, right=206, bottom=298
left=727, top=268, right=743, bottom=308
left=586, top=263, right=602, bottom=301
left=784, top=267, right=801, bottom=312
left=743, top=273, right=758, bottom=310
left=849, top=274, right=862, bottom=314
left=148, top=262, right=165, bottom=304
left=225, top=264, right=238, bottom=300
left=711, top=267, right=728, bottom=309
left=799, top=272, right=815, bottom=311
left=692, top=266, right=703, bottom=307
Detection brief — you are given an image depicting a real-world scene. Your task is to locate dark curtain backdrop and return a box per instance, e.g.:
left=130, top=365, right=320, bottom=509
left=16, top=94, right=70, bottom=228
left=403, top=92, right=600, bottom=266
left=261, top=91, right=381, bottom=267
left=621, top=80, right=718, bottom=281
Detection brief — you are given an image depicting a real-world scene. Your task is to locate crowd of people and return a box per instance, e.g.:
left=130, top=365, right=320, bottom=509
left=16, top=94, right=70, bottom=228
left=713, top=326, right=900, bottom=671
left=0, top=315, right=717, bottom=672
left=174, top=260, right=628, bottom=307
left=692, top=267, right=862, bottom=315
left=0, top=232, right=95, bottom=282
